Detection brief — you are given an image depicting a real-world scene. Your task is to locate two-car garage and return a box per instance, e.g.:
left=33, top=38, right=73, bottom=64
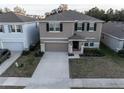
left=45, top=43, right=68, bottom=52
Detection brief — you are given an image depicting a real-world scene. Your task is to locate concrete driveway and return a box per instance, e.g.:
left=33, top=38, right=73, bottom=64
left=27, top=52, right=70, bottom=88
left=0, top=51, right=21, bottom=75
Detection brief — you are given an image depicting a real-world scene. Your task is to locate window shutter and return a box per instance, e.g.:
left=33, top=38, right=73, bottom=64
left=46, top=22, right=49, bottom=32
left=82, top=23, right=85, bottom=31
left=60, top=23, right=63, bottom=32
left=8, top=25, right=11, bottom=33
left=87, top=23, right=90, bottom=31
left=74, top=22, right=77, bottom=31
left=94, top=23, right=97, bottom=31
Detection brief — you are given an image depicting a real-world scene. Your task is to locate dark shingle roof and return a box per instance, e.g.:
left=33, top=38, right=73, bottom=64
left=0, top=12, right=36, bottom=22
left=102, top=22, right=124, bottom=39
left=44, top=10, right=103, bottom=22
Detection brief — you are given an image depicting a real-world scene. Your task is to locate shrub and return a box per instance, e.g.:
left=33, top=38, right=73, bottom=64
left=82, top=48, right=105, bottom=57
left=118, top=50, right=124, bottom=57
left=79, top=54, right=84, bottom=57
left=34, top=51, right=44, bottom=57
left=29, top=45, right=36, bottom=51
left=68, top=53, right=74, bottom=56
left=21, top=50, right=30, bottom=56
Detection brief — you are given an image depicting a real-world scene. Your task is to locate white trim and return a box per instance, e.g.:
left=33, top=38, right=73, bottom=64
left=40, top=37, right=68, bottom=39
left=39, top=20, right=104, bottom=23
left=102, top=32, right=124, bottom=40
left=69, top=39, right=87, bottom=41
left=88, top=30, right=94, bottom=32
left=1, top=38, right=24, bottom=40
left=9, top=25, right=23, bottom=33
left=44, top=41, right=68, bottom=43
left=0, top=21, right=37, bottom=25
left=48, top=31, right=61, bottom=33
left=85, top=37, right=95, bottom=39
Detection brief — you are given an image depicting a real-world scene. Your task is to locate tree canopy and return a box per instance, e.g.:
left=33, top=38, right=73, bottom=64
left=85, top=7, right=124, bottom=21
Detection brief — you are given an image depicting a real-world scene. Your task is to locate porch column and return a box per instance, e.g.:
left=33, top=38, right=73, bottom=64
left=41, top=43, right=45, bottom=52
left=81, top=45, right=84, bottom=54
left=68, top=43, right=73, bottom=54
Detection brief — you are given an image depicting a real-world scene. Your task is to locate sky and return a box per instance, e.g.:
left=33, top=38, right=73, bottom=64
left=0, top=0, right=124, bottom=16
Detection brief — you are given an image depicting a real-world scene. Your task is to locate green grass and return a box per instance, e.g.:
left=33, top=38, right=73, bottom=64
left=69, top=43, right=124, bottom=78
left=1, top=46, right=41, bottom=77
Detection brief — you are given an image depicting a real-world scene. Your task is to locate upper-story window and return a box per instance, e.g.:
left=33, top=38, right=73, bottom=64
left=9, top=25, right=22, bottom=33
left=75, top=22, right=85, bottom=31
left=46, top=22, right=63, bottom=32
left=87, top=23, right=97, bottom=32
left=0, top=25, right=4, bottom=32
left=16, top=25, right=22, bottom=32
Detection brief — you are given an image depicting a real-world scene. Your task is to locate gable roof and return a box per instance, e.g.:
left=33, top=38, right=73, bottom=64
left=102, top=22, right=124, bottom=39
left=44, top=10, right=103, bottom=22
left=0, top=12, right=36, bottom=22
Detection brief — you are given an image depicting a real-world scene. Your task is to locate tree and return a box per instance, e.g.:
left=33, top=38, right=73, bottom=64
left=58, top=4, right=68, bottom=11
left=0, top=8, right=3, bottom=14
left=85, top=7, right=105, bottom=20
left=13, top=6, right=26, bottom=15
left=45, top=4, right=68, bottom=17
left=4, top=7, right=11, bottom=13
left=106, top=8, right=114, bottom=21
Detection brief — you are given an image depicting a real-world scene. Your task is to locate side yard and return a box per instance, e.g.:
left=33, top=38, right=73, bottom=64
left=1, top=45, right=43, bottom=77
left=69, top=43, right=124, bottom=78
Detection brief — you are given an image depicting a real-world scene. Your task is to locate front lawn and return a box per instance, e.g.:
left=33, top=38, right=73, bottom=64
left=1, top=46, right=42, bottom=77
left=69, top=43, right=124, bottom=78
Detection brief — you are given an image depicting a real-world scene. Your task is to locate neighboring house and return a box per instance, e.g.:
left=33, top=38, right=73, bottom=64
left=101, top=22, right=124, bottom=52
left=0, top=12, right=39, bottom=51
left=39, top=10, right=104, bottom=54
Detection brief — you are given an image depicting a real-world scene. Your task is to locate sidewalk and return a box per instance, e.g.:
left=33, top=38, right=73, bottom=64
left=0, top=52, right=21, bottom=75
left=0, top=77, right=30, bottom=86
left=70, top=79, right=124, bottom=88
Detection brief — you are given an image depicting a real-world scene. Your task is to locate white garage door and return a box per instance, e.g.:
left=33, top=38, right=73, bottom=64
left=3, top=42, right=24, bottom=51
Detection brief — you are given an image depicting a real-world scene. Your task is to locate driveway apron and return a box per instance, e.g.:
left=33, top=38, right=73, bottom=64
left=27, top=52, right=70, bottom=88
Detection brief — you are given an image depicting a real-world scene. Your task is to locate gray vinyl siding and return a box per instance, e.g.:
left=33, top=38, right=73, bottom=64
left=76, top=23, right=102, bottom=42
left=39, top=22, right=102, bottom=42
left=101, top=33, right=124, bottom=52
left=39, top=22, right=73, bottom=38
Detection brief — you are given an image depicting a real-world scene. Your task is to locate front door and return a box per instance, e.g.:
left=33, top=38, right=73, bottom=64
left=73, top=41, right=79, bottom=50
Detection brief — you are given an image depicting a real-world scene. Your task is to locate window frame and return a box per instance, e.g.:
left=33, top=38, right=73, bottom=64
left=84, top=42, right=94, bottom=47
left=84, top=42, right=89, bottom=46
left=88, top=23, right=97, bottom=32
left=48, top=22, right=61, bottom=32
left=75, top=22, right=85, bottom=32
left=90, top=42, right=94, bottom=47
left=9, top=25, right=23, bottom=33
left=77, top=22, right=83, bottom=31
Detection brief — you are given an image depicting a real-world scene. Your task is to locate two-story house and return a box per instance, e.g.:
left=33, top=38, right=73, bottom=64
left=0, top=12, right=39, bottom=51
left=39, top=10, right=104, bottom=54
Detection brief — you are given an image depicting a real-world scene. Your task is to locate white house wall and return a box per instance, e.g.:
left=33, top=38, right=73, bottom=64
left=101, top=33, right=123, bottom=52
left=23, top=22, right=39, bottom=48
left=0, top=22, right=39, bottom=51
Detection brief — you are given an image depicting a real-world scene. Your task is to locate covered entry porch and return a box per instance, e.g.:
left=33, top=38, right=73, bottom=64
left=68, top=34, right=86, bottom=54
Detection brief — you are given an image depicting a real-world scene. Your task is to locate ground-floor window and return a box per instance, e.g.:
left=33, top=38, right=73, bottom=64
left=84, top=42, right=88, bottom=46
left=84, top=42, right=94, bottom=47
left=90, top=42, right=94, bottom=47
